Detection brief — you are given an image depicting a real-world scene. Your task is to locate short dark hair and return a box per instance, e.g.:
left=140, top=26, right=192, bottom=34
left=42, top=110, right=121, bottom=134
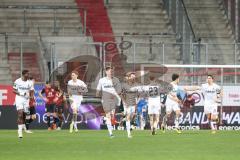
left=71, top=71, right=79, bottom=76
left=105, top=66, right=113, bottom=71
left=172, top=73, right=179, bottom=81
left=22, top=70, right=29, bottom=76
left=149, top=76, right=155, bottom=81
left=207, top=74, right=214, bottom=79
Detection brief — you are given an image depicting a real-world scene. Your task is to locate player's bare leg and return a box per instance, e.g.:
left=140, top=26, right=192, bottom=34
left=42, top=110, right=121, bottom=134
left=161, top=111, right=171, bottom=133
left=52, top=112, right=58, bottom=130
left=174, top=110, right=181, bottom=133
left=17, top=109, right=25, bottom=138
left=70, top=105, right=78, bottom=133
left=24, top=110, right=33, bottom=134
left=149, top=114, right=155, bottom=135
left=210, top=114, right=218, bottom=134
left=154, top=114, right=159, bottom=134
left=57, top=110, right=63, bottom=130
left=105, top=111, right=114, bottom=138
left=126, top=113, right=132, bottom=138
left=25, top=113, right=36, bottom=133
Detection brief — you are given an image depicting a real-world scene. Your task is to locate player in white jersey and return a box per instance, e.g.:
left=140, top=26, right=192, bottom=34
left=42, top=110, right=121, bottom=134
left=13, top=70, right=34, bottom=138
left=144, top=76, right=162, bottom=135
left=96, top=66, right=121, bottom=138
left=163, top=74, right=182, bottom=133
left=67, top=71, right=88, bottom=133
left=201, top=75, right=222, bottom=133
left=121, top=72, right=139, bottom=138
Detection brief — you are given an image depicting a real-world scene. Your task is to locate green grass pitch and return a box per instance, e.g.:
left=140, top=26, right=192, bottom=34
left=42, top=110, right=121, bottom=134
left=0, top=130, right=239, bottom=160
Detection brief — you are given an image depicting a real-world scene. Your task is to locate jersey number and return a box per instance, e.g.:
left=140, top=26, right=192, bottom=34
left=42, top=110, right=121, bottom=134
left=149, top=87, right=158, bottom=97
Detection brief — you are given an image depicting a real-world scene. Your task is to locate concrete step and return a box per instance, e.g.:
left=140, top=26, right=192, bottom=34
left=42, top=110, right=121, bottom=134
left=108, top=12, right=168, bottom=19
left=0, top=1, right=76, bottom=6
left=188, top=12, right=224, bottom=18
left=107, top=7, right=165, bottom=14
left=115, top=37, right=177, bottom=43
left=112, top=23, right=170, bottom=29
left=0, top=26, right=82, bottom=33
left=0, top=13, right=80, bottom=19
left=0, top=22, right=82, bottom=28
left=113, top=28, right=172, bottom=35
left=109, top=17, right=169, bottom=24
left=107, top=0, right=163, bottom=4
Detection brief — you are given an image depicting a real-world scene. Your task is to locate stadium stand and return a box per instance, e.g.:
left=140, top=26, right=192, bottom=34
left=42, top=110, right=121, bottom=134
left=106, top=0, right=180, bottom=64
left=0, top=0, right=85, bottom=83
left=185, top=0, right=236, bottom=64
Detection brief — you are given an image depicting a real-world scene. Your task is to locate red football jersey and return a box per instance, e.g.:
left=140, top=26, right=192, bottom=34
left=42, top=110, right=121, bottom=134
left=42, top=87, right=56, bottom=104
left=54, top=90, right=64, bottom=106
left=29, top=97, right=36, bottom=107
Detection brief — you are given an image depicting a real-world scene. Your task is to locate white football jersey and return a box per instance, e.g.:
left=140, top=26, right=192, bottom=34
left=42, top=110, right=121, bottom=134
left=201, top=83, right=221, bottom=105
left=13, top=78, right=34, bottom=99
left=97, top=77, right=121, bottom=99
left=166, top=82, right=179, bottom=104
left=68, top=79, right=88, bottom=96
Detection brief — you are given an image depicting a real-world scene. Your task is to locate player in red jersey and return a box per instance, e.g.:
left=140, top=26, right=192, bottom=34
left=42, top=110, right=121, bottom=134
left=39, top=81, right=58, bottom=130
left=53, top=80, right=66, bottom=130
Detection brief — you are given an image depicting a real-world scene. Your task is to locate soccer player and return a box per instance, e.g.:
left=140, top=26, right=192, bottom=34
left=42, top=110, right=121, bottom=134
left=201, top=75, right=222, bottom=133
left=163, top=73, right=182, bottom=133
left=96, top=66, right=121, bottom=138
left=39, top=81, right=58, bottom=130
left=13, top=70, right=34, bottom=138
left=67, top=71, right=88, bottom=133
left=53, top=80, right=66, bottom=130
left=121, top=72, right=139, bottom=138
left=145, top=76, right=162, bottom=135
left=25, top=76, right=37, bottom=133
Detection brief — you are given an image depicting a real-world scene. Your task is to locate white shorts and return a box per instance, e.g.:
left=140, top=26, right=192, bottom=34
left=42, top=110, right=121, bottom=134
left=15, top=96, right=29, bottom=111
left=124, top=105, right=135, bottom=115
left=204, top=104, right=218, bottom=115
left=102, top=100, right=118, bottom=113
left=70, top=95, right=83, bottom=110
left=165, top=98, right=180, bottom=113
left=148, top=98, right=160, bottom=115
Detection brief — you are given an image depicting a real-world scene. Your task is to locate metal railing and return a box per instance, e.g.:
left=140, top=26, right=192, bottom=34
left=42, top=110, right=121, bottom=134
left=222, top=0, right=239, bottom=42
left=162, top=0, right=198, bottom=64
left=1, top=36, right=240, bottom=85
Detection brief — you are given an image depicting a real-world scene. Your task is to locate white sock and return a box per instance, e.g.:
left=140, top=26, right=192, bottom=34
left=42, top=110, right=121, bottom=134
left=106, top=118, right=113, bottom=135
left=18, top=125, right=23, bottom=136
left=175, top=117, right=179, bottom=129
left=153, top=121, right=158, bottom=130
left=126, top=121, right=131, bottom=136
left=23, top=124, right=27, bottom=131
left=18, top=124, right=23, bottom=131
left=210, top=121, right=215, bottom=130
left=74, top=122, right=78, bottom=130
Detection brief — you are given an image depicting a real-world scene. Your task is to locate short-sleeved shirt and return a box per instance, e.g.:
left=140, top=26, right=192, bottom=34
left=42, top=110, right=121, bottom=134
left=41, top=86, right=56, bottom=105
left=201, top=83, right=221, bottom=106
left=121, top=82, right=139, bottom=106
left=68, top=79, right=87, bottom=96
left=13, top=78, right=34, bottom=101
left=96, top=77, right=121, bottom=101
